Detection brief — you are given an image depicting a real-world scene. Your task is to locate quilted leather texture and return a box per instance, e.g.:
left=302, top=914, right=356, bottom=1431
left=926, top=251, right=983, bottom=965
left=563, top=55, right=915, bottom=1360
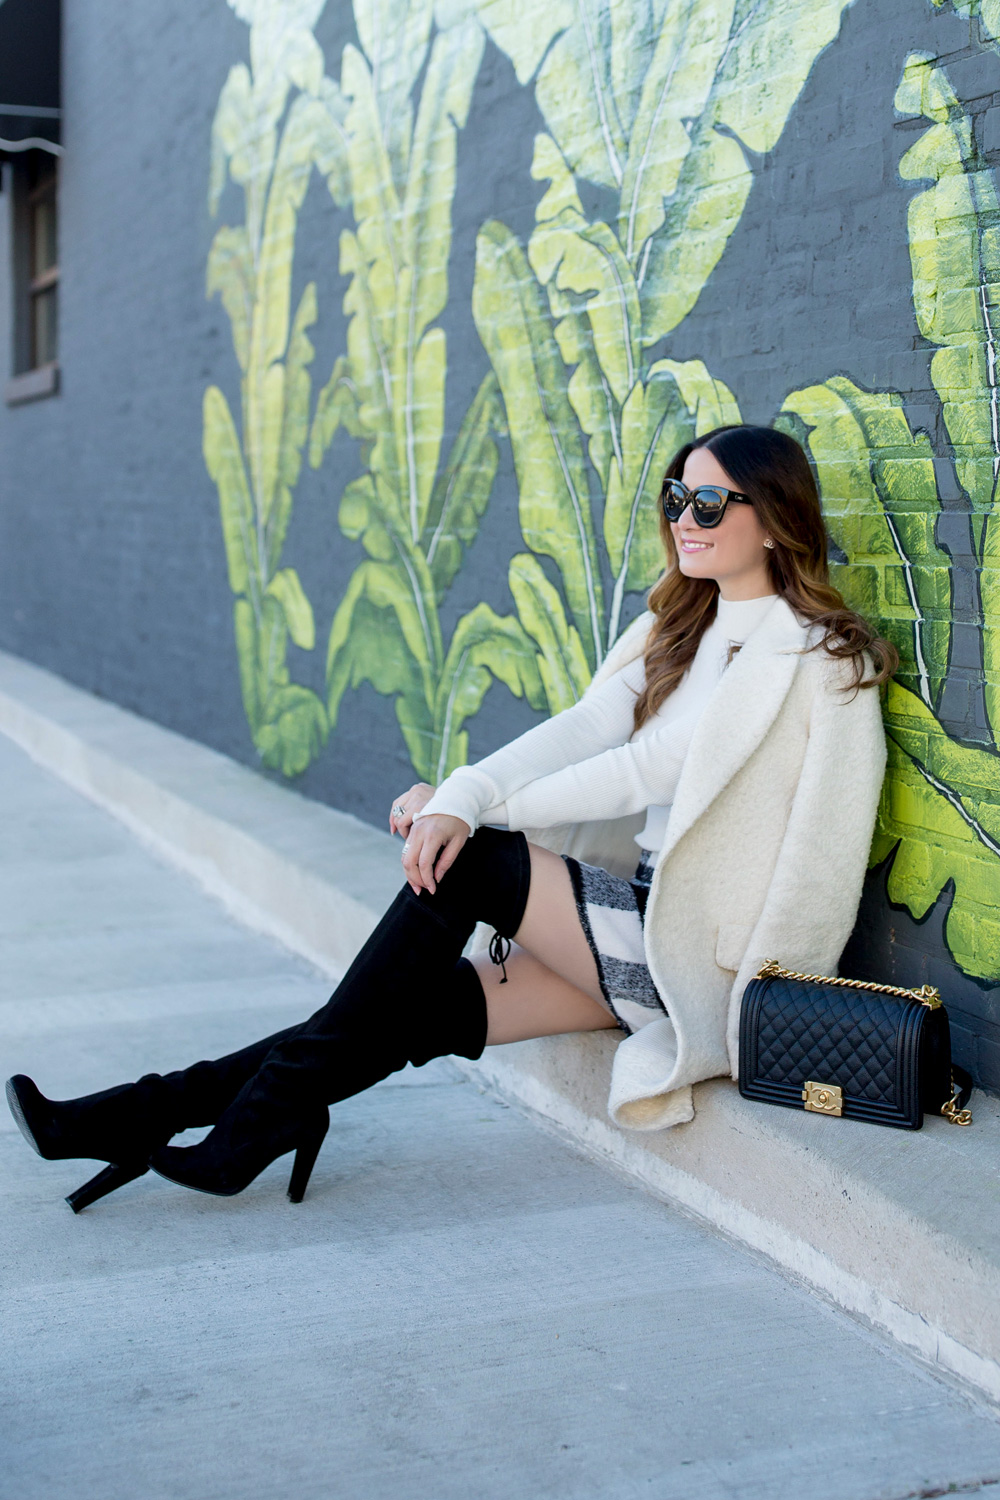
left=754, top=979, right=900, bottom=1100
left=736, top=974, right=947, bottom=1130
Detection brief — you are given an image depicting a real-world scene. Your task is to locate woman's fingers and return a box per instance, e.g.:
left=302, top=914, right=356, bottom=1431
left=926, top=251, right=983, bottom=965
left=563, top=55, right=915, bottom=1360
left=432, top=833, right=465, bottom=884
left=417, top=830, right=442, bottom=894
left=400, top=814, right=469, bottom=895
left=389, top=783, right=435, bottom=837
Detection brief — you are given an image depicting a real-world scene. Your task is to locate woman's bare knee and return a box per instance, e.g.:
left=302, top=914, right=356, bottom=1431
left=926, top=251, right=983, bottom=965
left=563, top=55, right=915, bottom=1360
left=474, top=948, right=617, bottom=1046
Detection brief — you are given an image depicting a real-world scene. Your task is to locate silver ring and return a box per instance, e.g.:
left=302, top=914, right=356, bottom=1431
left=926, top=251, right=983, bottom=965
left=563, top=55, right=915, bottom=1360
left=402, top=842, right=411, bottom=853
left=392, top=803, right=407, bottom=817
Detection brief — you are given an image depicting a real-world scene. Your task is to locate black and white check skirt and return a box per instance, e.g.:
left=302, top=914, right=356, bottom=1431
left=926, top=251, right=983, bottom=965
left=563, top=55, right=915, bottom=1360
left=564, top=853, right=666, bottom=1035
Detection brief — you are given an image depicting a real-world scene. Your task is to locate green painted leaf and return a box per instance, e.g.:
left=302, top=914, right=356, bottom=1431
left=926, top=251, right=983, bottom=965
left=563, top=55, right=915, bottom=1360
left=254, top=91, right=328, bottom=375
left=896, top=54, right=1000, bottom=520
left=605, top=364, right=697, bottom=644
left=309, top=354, right=366, bottom=468
left=878, top=679, right=1000, bottom=982
left=207, top=225, right=254, bottom=373
left=641, top=0, right=851, bottom=344
left=639, top=129, right=752, bottom=344
left=472, top=0, right=573, bottom=86
left=432, top=603, right=545, bottom=780
left=783, top=376, right=952, bottom=708
left=326, top=559, right=436, bottom=722
left=352, top=0, right=434, bottom=193
left=312, top=76, right=351, bottom=209
left=931, top=0, right=1000, bottom=45
left=209, top=64, right=259, bottom=212
left=656, top=356, right=740, bottom=435
left=265, top=567, right=315, bottom=651
left=473, top=219, right=605, bottom=669
left=617, top=0, right=732, bottom=264
left=558, top=306, right=621, bottom=497
left=336, top=228, right=395, bottom=482
left=508, top=552, right=592, bottom=714
left=256, top=684, right=329, bottom=777
left=477, top=0, right=626, bottom=191
left=424, top=372, right=504, bottom=600
left=233, top=596, right=261, bottom=729
left=530, top=206, right=641, bottom=407
left=709, top=0, right=849, bottom=155
left=266, top=281, right=318, bottom=573
left=608, top=0, right=673, bottom=147
left=203, top=385, right=257, bottom=597
left=895, top=53, right=1000, bottom=742
left=401, top=19, right=484, bottom=348
left=528, top=135, right=621, bottom=491
left=325, top=559, right=437, bottom=778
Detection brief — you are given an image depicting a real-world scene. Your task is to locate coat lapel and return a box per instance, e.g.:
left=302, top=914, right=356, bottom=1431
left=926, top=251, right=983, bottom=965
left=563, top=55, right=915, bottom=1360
left=656, top=597, right=809, bottom=862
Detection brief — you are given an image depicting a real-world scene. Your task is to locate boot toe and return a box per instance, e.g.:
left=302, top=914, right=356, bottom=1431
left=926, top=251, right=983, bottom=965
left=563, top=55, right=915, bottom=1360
left=6, top=1075, right=51, bottom=1158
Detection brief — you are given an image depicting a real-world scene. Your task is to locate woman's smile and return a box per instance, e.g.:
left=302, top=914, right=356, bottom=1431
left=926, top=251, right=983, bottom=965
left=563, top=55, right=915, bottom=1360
left=678, top=534, right=713, bottom=552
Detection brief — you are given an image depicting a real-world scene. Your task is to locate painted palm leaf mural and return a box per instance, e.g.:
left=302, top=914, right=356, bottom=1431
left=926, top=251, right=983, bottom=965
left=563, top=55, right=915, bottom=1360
left=781, top=51, right=1000, bottom=983
left=470, top=0, right=853, bottom=705
left=204, top=0, right=349, bottom=774
left=308, top=0, right=544, bottom=782
left=203, top=0, right=1000, bottom=997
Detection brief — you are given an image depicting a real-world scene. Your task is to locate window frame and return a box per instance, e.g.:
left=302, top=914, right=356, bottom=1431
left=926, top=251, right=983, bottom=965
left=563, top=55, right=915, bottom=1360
left=5, top=149, right=60, bottom=405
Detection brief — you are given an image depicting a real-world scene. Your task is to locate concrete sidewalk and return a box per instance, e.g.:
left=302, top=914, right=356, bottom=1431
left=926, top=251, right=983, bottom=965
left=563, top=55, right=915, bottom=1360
left=3, top=737, right=1000, bottom=1498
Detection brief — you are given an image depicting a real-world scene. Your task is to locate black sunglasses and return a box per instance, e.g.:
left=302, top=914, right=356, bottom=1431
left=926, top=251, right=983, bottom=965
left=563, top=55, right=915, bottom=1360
left=660, top=477, right=753, bottom=528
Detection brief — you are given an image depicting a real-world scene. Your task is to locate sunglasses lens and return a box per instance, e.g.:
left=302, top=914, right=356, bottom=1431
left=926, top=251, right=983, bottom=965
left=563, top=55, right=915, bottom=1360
left=691, top=487, right=727, bottom=524
left=660, top=480, right=688, bottom=519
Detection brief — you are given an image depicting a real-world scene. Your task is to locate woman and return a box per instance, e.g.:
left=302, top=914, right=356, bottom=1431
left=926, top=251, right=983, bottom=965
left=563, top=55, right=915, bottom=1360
left=6, top=425, right=896, bottom=1209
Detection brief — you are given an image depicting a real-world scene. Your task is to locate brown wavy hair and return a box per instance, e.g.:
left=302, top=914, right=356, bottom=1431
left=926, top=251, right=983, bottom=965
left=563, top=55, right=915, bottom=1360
left=632, top=424, right=898, bottom=732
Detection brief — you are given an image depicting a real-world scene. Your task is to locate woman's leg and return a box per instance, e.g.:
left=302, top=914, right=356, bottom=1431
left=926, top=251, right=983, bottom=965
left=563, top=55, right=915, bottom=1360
left=149, top=832, right=619, bottom=1200
left=477, top=843, right=617, bottom=1045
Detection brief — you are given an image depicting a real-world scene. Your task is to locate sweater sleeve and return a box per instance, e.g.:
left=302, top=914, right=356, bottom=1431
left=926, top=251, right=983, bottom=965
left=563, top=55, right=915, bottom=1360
left=415, top=658, right=645, bottom=833
left=500, top=708, right=701, bottom=831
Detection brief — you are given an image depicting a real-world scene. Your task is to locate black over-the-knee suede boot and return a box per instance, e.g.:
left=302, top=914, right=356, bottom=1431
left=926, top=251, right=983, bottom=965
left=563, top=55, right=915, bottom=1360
left=151, top=828, right=531, bottom=1201
left=6, top=1023, right=303, bottom=1212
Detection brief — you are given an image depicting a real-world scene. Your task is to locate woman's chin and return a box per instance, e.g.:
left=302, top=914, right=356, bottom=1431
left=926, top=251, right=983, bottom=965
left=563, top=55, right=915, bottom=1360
left=677, top=555, right=720, bottom=582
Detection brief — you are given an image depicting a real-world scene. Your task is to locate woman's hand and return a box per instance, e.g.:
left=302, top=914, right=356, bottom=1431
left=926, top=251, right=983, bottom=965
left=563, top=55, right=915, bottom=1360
left=388, top=783, right=435, bottom=838
left=400, top=813, right=471, bottom=896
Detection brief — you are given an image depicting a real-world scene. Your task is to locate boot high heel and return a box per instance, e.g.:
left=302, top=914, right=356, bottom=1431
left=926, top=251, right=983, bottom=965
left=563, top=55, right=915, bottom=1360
left=151, top=1097, right=329, bottom=1201
left=5, top=1023, right=304, bottom=1211
left=6, top=1074, right=170, bottom=1213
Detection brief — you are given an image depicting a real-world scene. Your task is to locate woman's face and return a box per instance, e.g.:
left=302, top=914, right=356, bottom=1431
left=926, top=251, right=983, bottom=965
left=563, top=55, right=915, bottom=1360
left=671, top=446, right=775, bottom=600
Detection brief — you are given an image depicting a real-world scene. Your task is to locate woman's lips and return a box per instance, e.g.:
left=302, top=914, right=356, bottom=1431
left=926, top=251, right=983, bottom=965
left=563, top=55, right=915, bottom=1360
left=679, top=537, right=712, bottom=552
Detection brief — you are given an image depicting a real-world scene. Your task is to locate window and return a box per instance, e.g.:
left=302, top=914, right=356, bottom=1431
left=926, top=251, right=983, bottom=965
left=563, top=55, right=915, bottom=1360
left=27, top=160, right=58, bottom=367
left=6, top=150, right=60, bottom=404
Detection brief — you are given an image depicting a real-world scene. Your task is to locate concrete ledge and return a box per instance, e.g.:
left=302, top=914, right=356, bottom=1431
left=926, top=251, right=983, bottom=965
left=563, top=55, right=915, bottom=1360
left=1, top=648, right=998, bottom=1403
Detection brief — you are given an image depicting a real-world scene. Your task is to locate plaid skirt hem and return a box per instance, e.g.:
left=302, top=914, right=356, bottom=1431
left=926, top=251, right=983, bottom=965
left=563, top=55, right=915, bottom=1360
left=564, top=855, right=666, bottom=1036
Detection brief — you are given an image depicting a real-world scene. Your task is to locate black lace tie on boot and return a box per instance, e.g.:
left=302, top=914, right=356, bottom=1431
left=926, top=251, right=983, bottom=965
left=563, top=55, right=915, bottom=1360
left=489, top=931, right=512, bottom=983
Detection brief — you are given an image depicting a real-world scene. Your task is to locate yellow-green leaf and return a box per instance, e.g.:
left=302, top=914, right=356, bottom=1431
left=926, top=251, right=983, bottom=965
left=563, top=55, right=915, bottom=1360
left=266, top=567, right=315, bottom=651
left=508, top=552, right=592, bottom=714
left=473, top=220, right=605, bottom=668
left=204, top=385, right=256, bottom=596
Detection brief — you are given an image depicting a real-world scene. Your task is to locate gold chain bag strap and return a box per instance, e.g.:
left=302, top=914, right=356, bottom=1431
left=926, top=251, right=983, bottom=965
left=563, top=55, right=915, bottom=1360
left=738, top=960, right=973, bottom=1129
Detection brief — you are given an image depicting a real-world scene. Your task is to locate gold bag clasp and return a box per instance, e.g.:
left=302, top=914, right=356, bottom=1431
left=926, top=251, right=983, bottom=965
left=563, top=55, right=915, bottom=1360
left=802, top=1081, right=843, bottom=1116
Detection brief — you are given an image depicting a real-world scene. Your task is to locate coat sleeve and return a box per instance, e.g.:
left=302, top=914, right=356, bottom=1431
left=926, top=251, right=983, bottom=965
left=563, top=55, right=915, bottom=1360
left=723, top=660, right=888, bottom=1073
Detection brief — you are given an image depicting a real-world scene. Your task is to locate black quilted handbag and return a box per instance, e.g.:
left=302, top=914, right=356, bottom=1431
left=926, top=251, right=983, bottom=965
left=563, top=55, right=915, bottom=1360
left=738, top=960, right=973, bottom=1130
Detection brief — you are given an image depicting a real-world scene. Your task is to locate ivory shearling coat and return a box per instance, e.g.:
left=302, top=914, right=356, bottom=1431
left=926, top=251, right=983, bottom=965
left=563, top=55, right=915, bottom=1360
left=475, top=596, right=887, bottom=1132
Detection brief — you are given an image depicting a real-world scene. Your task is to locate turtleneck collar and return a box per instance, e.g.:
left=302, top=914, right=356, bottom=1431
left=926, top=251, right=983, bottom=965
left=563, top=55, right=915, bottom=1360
left=714, top=592, right=779, bottom=643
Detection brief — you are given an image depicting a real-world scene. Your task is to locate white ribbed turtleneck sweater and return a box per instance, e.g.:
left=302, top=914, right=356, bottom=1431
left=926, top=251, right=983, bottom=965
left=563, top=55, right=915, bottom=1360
left=417, top=594, right=778, bottom=854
